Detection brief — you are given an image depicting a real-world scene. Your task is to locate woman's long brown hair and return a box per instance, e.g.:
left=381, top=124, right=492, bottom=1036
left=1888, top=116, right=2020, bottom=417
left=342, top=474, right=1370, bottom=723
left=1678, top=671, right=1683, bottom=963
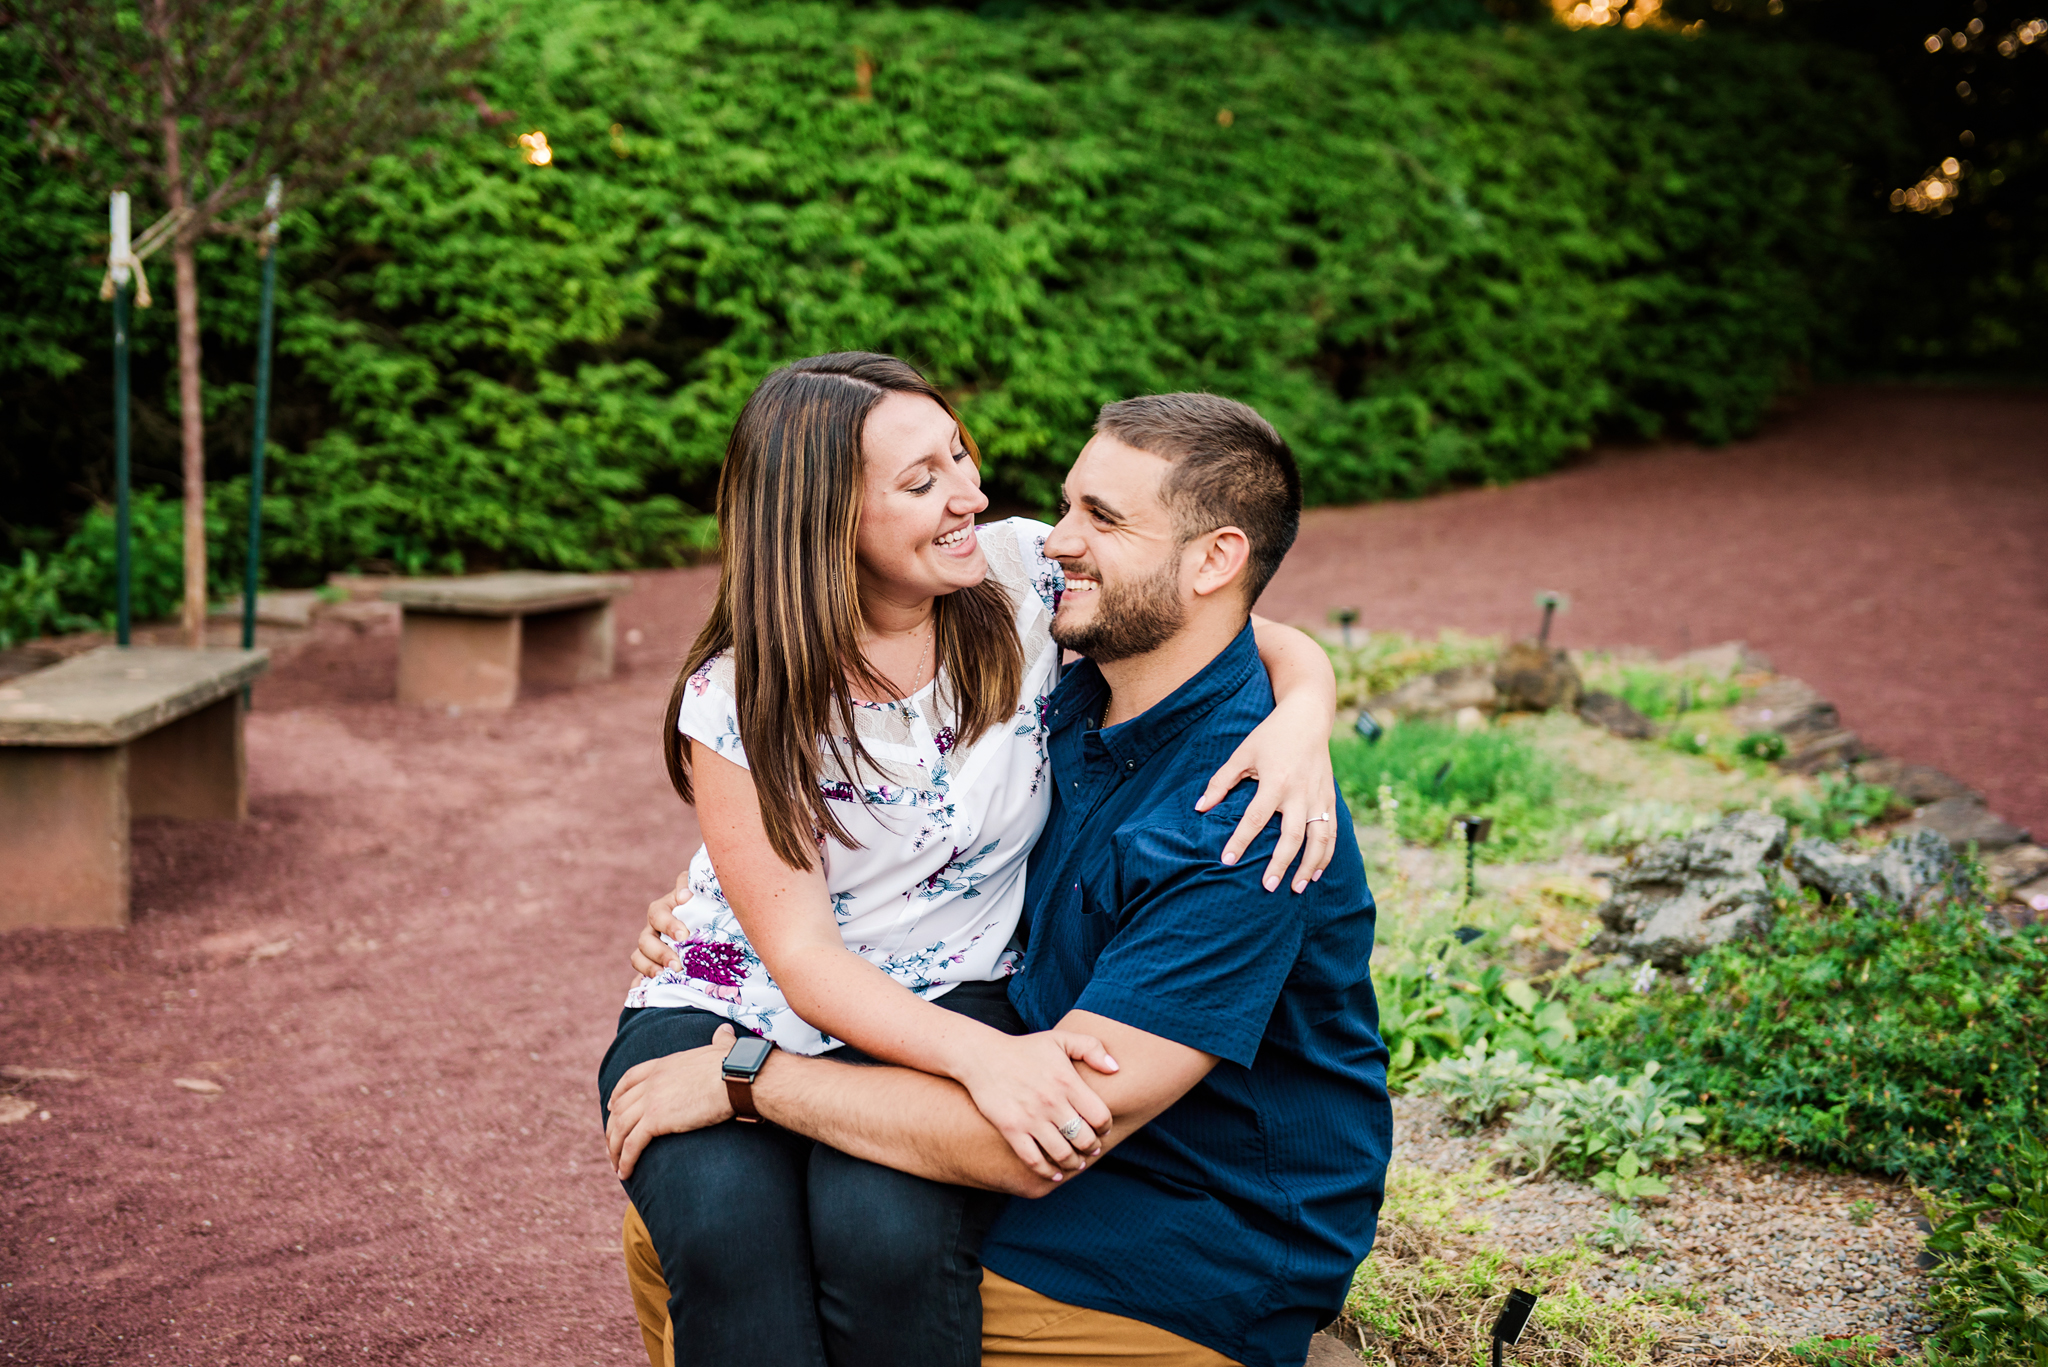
left=663, top=353, right=1024, bottom=869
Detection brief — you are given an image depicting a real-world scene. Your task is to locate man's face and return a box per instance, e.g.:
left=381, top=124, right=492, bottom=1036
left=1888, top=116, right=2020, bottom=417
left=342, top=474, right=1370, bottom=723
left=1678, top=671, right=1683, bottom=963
left=1044, top=434, right=1188, bottom=662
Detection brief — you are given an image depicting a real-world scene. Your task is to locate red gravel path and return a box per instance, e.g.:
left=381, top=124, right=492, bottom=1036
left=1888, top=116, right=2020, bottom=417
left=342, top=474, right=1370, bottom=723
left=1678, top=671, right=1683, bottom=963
left=1266, top=385, right=2048, bottom=839
left=0, top=384, right=2042, bottom=1366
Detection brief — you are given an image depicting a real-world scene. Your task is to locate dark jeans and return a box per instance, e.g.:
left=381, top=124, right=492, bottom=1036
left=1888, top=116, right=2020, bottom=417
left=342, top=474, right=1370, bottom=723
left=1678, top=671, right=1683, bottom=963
left=598, top=980, right=1023, bottom=1367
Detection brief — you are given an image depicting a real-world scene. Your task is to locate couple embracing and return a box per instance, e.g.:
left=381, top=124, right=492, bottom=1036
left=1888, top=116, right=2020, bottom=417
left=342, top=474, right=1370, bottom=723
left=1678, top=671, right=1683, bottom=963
left=598, top=353, right=1392, bottom=1367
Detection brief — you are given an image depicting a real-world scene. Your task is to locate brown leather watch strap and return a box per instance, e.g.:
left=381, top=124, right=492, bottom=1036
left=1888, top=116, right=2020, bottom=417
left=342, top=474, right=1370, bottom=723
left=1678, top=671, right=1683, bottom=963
left=724, top=1074, right=762, bottom=1124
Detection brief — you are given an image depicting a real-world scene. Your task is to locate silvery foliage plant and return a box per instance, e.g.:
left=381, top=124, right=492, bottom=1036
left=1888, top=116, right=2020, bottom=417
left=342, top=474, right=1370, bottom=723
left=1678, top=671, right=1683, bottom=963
left=1412, top=1041, right=1554, bottom=1131
left=1413, top=1040, right=1707, bottom=1198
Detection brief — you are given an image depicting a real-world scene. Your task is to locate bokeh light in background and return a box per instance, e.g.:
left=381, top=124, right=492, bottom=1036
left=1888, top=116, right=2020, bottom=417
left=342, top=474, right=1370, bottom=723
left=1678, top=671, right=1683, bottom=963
left=1550, top=0, right=1712, bottom=33
left=1889, top=15, right=2043, bottom=212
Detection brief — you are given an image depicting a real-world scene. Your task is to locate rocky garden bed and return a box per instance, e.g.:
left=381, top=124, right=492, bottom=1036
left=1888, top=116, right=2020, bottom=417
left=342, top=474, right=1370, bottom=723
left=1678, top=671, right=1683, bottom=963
left=1317, top=631, right=2048, bottom=1366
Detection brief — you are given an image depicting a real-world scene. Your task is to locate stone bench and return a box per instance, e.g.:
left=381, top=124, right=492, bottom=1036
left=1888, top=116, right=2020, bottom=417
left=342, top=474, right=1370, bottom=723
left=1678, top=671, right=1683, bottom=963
left=381, top=571, right=633, bottom=710
left=0, top=646, right=268, bottom=930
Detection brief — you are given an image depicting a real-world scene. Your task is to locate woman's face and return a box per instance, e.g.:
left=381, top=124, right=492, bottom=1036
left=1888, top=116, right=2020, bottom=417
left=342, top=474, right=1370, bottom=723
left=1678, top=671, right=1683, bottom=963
left=854, top=391, right=989, bottom=610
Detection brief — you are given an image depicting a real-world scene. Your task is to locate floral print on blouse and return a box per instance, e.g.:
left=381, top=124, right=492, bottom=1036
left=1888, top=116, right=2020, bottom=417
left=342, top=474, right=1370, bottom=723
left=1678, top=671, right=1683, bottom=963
left=624, top=518, right=1062, bottom=1055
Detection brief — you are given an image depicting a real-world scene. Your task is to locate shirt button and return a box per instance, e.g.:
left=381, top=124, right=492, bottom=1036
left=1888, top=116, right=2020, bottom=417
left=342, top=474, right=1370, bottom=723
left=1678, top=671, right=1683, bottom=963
left=1125, top=760, right=1135, bottom=770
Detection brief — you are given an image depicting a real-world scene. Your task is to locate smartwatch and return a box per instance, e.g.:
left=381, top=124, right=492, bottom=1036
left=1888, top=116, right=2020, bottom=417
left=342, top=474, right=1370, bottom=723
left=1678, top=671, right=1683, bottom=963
left=721, top=1035, right=775, bottom=1123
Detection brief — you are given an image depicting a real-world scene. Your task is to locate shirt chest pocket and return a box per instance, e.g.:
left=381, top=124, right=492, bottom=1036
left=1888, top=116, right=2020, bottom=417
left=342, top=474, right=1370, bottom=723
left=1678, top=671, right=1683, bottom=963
left=1076, top=872, right=1123, bottom=923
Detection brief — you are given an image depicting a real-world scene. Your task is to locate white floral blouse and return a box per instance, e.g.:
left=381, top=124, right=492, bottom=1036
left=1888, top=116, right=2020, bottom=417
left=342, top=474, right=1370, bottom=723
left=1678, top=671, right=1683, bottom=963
left=624, top=518, right=1063, bottom=1055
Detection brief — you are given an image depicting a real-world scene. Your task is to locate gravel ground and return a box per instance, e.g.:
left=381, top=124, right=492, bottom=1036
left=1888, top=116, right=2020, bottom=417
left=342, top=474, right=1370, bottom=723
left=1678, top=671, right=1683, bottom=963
left=1394, top=1095, right=1937, bottom=1354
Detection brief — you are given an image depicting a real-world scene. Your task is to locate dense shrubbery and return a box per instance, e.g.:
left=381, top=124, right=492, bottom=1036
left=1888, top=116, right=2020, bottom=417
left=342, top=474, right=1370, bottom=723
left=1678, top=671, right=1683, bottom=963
left=1586, top=892, right=2048, bottom=1197
left=2, top=2, right=1899, bottom=635
left=0, top=490, right=211, bottom=647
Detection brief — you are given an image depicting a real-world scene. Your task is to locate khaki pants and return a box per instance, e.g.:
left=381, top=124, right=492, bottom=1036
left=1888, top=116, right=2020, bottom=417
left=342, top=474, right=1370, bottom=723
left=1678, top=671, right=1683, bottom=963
left=623, top=1203, right=1236, bottom=1366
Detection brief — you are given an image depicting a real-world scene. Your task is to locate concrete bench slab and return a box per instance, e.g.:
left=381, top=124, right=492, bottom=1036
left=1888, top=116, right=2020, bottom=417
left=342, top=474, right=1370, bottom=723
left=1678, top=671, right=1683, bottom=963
left=0, top=645, right=267, bottom=745
left=0, top=646, right=268, bottom=932
left=380, top=572, right=632, bottom=710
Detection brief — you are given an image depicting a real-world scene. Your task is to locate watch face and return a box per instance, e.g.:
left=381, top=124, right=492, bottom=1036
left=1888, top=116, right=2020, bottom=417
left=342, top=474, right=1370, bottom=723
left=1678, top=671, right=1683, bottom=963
left=723, top=1035, right=773, bottom=1077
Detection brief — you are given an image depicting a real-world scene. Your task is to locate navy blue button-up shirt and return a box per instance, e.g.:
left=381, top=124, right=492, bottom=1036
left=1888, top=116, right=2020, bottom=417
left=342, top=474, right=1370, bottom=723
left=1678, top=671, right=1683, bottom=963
left=981, top=623, right=1392, bottom=1367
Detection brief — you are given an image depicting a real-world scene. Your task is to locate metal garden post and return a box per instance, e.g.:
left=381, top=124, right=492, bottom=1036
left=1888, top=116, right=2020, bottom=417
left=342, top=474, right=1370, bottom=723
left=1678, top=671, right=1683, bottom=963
left=241, top=179, right=282, bottom=652
left=110, top=192, right=134, bottom=646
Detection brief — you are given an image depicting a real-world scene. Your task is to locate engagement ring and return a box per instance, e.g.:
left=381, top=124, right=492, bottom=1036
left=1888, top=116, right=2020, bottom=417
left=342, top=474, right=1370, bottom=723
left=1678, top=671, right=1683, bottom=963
left=1306, top=813, right=1331, bottom=824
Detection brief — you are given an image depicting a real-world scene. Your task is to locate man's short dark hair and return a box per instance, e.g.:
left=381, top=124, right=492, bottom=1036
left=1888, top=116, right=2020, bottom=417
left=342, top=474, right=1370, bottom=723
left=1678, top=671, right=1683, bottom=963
left=1095, top=393, right=1302, bottom=606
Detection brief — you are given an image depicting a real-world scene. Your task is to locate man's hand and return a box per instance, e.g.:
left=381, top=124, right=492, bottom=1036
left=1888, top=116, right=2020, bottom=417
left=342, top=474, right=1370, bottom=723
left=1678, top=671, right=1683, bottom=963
left=629, top=871, right=690, bottom=978
left=605, top=1023, right=738, bottom=1180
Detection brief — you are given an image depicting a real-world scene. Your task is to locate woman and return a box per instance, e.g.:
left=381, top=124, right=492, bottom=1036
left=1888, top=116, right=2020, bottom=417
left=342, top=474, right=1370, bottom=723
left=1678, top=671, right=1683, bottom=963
left=599, top=353, right=1338, bottom=1367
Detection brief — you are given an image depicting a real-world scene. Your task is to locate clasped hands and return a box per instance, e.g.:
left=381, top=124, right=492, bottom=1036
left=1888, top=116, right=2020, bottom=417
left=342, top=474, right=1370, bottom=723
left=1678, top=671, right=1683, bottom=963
left=604, top=1022, right=1118, bottom=1184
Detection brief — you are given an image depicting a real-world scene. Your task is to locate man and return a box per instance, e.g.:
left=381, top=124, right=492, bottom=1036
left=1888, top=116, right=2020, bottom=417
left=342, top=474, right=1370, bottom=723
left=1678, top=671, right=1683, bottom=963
left=608, top=393, right=1391, bottom=1367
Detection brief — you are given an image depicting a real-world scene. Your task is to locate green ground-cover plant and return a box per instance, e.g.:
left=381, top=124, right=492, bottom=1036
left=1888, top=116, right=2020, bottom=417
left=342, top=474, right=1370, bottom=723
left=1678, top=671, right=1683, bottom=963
left=1921, top=1132, right=2048, bottom=1366
left=1409, top=1034, right=1705, bottom=1200
left=1591, top=665, right=1747, bottom=724
left=1338, top=1161, right=1689, bottom=1366
left=1773, top=772, right=1900, bottom=843
left=4, top=4, right=1901, bottom=631
left=1592, top=1204, right=1654, bottom=1255
left=1328, top=630, right=1499, bottom=711
left=1790, top=1333, right=1892, bottom=1367
left=1412, top=1041, right=1549, bottom=1130
left=1547, top=1064, right=1707, bottom=1199
left=1584, top=890, right=2048, bottom=1196
left=1334, top=721, right=1592, bottom=860
left=1376, top=948, right=1581, bottom=1089
left=1581, top=799, right=1715, bottom=854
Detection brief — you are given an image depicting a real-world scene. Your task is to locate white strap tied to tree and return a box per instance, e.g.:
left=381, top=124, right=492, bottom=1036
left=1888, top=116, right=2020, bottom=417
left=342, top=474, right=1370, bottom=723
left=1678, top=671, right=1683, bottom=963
left=98, top=192, right=191, bottom=309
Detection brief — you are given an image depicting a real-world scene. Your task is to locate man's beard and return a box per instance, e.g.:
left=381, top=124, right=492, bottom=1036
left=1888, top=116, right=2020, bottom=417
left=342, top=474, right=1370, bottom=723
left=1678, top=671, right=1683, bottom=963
left=1050, top=556, right=1185, bottom=663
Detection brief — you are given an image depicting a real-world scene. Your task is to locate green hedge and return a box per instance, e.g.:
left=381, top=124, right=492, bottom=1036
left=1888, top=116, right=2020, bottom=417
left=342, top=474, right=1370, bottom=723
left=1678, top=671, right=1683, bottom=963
left=2, top=3, right=1898, bottom=627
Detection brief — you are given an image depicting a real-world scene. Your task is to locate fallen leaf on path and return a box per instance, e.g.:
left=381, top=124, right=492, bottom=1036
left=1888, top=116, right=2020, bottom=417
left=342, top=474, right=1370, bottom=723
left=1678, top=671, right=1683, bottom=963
left=0, top=1097, right=35, bottom=1124
left=248, top=938, right=294, bottom=963
left=173, top=1078, right=224, bottom=1096
left=1, top=1066, right=90, bottom=1083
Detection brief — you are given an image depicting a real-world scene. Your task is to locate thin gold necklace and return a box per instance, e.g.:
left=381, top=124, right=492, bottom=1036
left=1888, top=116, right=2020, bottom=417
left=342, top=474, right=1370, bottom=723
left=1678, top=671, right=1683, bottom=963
left=901, top=622, right=932, bottom=719
left=869, top=620, right=932, bottom=719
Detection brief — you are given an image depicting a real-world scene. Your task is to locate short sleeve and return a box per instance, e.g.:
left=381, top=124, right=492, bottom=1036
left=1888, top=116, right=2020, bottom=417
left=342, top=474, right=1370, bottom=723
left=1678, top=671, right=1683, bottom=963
left=979, top=517, right=1060, bottom=617
left=675, top=652, right=748, bottom=770
left=1071, top=811, right=1305, bottom=1068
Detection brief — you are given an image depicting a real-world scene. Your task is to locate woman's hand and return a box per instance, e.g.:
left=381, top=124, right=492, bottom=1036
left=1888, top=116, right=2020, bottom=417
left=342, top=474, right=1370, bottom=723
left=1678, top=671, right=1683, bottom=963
left=1196, top=690, right=1339, bottom=894
left=606, top=1024, right=739, bottom=1179
left=629, top=871, right=690, bottom=978
left=949, top=1030, right=1119, bottom=1180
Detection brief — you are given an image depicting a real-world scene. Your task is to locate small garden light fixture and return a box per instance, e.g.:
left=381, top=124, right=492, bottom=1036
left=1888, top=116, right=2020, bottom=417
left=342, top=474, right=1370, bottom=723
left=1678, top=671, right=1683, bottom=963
left=1353, top=709, right=1383, bottom=744
left=1451, top=814, right=1492, bottom=906
left=1534, top=590, right=1568, bottom=646
left=1490, top=1287, right=1540, bottom=1367
left=1329, top=605, right=1361, bottom=648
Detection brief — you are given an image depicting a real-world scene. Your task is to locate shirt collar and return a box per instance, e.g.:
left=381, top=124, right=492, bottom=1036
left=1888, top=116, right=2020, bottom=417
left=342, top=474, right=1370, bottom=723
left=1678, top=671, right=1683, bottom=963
left=1049, top=621, right=1262, bottom=771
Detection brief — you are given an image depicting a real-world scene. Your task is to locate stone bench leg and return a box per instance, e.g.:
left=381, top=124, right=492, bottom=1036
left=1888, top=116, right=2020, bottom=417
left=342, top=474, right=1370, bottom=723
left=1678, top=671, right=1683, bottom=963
left=129, top=694, right=247, bottom=821
left=520, top=602, right=616, bottom=694
left=0, top=746, right=129, bottom=930
left=397, top=611, right=522, bottom=710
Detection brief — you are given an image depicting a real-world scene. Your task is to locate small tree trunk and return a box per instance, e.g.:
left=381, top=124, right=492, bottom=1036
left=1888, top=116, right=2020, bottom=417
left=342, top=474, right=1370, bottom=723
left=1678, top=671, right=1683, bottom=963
left=162, top=110, right=207, bottom=648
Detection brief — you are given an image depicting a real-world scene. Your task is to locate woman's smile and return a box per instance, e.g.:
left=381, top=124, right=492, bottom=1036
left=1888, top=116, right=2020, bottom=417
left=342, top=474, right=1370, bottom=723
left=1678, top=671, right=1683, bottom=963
left=933, top=523, right=979, bottom=555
